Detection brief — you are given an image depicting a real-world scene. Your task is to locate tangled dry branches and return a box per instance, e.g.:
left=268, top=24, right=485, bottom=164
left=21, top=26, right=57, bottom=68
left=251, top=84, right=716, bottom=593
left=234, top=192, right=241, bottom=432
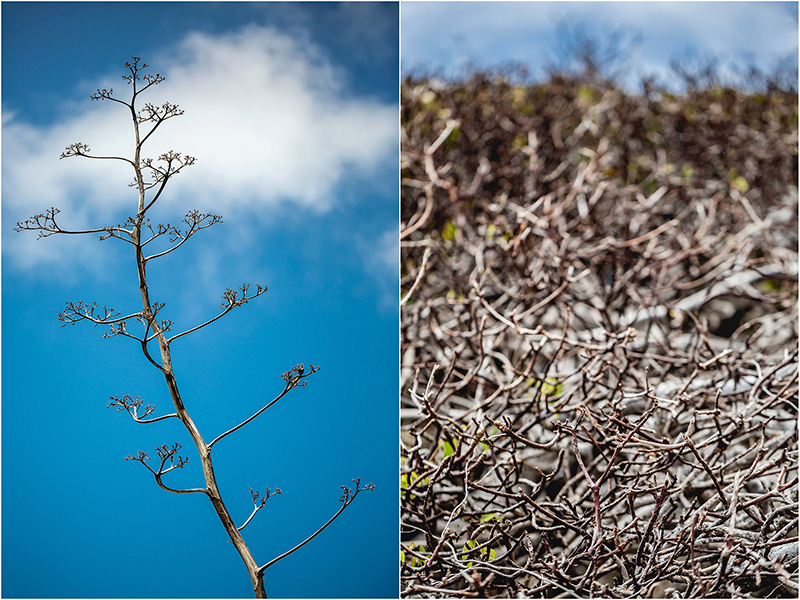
left=401, top=73, right=798, bottom=598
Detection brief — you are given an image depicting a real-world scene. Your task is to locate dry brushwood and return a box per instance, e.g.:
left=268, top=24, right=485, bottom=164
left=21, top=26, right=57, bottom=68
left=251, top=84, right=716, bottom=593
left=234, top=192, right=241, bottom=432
left=401, top=72, right=798, bottom=598
left=16, top=57, right=373, bottom=598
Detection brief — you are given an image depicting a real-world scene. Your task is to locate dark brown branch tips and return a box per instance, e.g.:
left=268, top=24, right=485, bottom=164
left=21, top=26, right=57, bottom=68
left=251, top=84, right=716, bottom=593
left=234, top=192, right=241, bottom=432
left=14, top=207, right=61, bottom=238
left=280, top=363, right=319, bottom=387
left=121, top=57, right=163, bottom=86
left=220, top=283, right=268, bottom=309
left=57, top=300, right=121, bottom=327
left=123, top=57, right=144, bottom=70
left=90, top=89, right=113, bottom=101
left=108, top=393, right=156, bottom=418
left=250, top=486, right=281, bottom=507
left=354, top=478, right=375, bottom=492
left=60, top=142, right=91, bottom=159
left=339, top=478, right=375, bottom=503
left=125, top=450, right=149, bottom=463
left=339, top=486, right=351, bottom=504
left=138, top=102, right=185, bottom=123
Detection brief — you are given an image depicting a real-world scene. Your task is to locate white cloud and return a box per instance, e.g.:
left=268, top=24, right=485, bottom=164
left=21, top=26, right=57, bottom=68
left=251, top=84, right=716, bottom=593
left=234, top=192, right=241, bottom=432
left=375, top=227, right=399, bottom=276
left=4, top=24, right=396, bottom=273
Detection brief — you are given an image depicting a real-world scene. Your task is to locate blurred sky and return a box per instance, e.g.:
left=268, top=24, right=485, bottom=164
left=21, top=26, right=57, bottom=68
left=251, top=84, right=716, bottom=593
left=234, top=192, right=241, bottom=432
left=402, top=1, right=799, bottom=89
left=2, top=2, right=397, bottom=598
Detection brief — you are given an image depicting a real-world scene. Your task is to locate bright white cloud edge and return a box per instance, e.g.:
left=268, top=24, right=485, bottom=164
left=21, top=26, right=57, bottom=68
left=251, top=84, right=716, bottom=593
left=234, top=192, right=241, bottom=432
left=4, top=24, right=397, bottom=283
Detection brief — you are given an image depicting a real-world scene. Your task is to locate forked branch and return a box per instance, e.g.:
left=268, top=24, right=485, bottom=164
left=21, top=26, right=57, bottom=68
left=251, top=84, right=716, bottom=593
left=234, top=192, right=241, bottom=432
left=143, top=210, right=222, bottom=261
left=90, top=57, right=164, bottom=107
left=167, top=283, right=268, bottom=343
left=208, top=364, right=319, bottom=449
left=125, top=443, right=206, bottom=495
left=238, top=486, right=282, bottom=532
left=14, top=207, right=133, bottom=242
left=138, top=103, right=185, bottom=147
left=257, top=479, right=375, bottom=573
left=58, top=301, right=140, bottom=328
left=108, top=393, right=177, bottom=424
left=60, top=141, right=136, bottom=166
left=139, top=152, right=197, bottom=212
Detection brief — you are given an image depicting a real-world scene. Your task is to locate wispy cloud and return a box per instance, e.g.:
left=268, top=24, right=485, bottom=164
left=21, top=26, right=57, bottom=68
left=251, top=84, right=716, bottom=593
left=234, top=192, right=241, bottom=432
left=4, top=24, right=397, bottom=276
left=358, top=227, right=399, bottom=311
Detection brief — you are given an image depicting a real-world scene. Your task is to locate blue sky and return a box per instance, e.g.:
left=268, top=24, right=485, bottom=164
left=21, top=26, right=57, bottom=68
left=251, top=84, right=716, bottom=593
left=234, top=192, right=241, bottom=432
left=2, top=2, right=397, bottom=598
left=402, top=2, right=798, bottom=88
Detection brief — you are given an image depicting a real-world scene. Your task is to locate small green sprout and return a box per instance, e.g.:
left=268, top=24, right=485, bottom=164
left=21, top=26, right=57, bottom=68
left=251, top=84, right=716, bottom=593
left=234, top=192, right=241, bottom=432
left=462, top=539, right=496, bottom=567
left=526, top=376, right=563, bottom=398
left=401, top=471, right=429, bottom=500
left=442, top=221, right=458, bottom=241
left=402, top=543, right=428, bottom=567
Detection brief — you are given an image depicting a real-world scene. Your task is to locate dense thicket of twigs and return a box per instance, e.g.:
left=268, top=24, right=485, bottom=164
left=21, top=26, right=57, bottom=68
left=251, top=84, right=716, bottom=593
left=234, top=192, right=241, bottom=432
left=400, top=73, right=798, bottom=598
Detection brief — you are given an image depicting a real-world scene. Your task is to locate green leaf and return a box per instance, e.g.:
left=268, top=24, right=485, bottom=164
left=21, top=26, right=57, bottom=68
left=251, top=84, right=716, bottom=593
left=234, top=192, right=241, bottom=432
left=444, top=127, right=462, bottom=148
left=731, top=175, right=749, bottom=192
left=442, top=221, right=457, bottom=241
left=542, top=377, right=563, bottom=397
left=480, top=513, right=502, bottom=523
left=728, top=168, right=750, bottom=192
left=577, top=84, right=596, bottom=102
left=401, top=471, right=428, bottom=500
left=405, top=543, right=427, bottom=567
left=441, top=439, right=456, bottom=459
left=462, top=540, right=478, bottom=567
left=462, top=539, right=496, bottom=566
left=757, top=278, right=783, bottom=294
left=526, top=377, right=563, bottom=398
left=400, top=472, right=413, bottom=500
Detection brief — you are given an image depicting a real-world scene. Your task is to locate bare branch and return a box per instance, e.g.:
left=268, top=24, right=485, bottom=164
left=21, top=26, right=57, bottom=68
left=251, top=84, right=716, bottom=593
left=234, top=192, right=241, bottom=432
left=208, top=364, right=319, bottom=449
left=238, top=486, right=281, bottom=532
left=103, top=320, right=148, bottom=343
left=167, top=283, right=268, bottom=343
left=90, top=58, right=163, bottom=107
left=122, top=57, right=165, bottom=94
left=141, top=220, right=176, bottom=246
left=125, top=443, right=206, bottom=495
left=14, top=207, right=133, bottom=242
left=258, top=479, right=375, bottom=573
left=60, top=141, right=137, bottom=171
left=89, top=88, right=130, bottom=107
left=400, top=246, right=432, bottom=306
left=107, top=393, right=177, bottom=424
left=144, top=210, right=222, bottom=262
left=57, top=300, right=141, bottom=329
left=139, top=151, right=197, bottom=213
left=139, top=103, right=185, bottom=146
